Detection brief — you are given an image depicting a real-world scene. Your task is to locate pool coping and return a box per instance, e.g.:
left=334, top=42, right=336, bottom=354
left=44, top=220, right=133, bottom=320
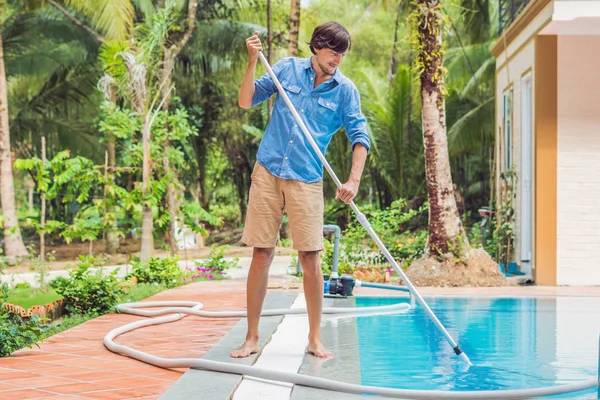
left=158, top=291, right=298, bottom=400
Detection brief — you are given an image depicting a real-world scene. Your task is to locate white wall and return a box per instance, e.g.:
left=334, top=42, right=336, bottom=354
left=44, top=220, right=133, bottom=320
left=553, top=0, right=600, bottom=21
left=496, top=44, right=538, bottom=272
left=556, top=35, right=600, bottom=285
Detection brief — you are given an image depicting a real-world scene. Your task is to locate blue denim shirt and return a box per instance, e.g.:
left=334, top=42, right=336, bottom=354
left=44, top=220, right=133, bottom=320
left=251, top=56, right=370, bottom=183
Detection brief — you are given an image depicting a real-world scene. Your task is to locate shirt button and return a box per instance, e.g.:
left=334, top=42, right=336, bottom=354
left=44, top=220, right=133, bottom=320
left=290, top=140, right=293, bottom=143
left=301, top=109, right=304, bottom=112
left=284, top=157, right=288, bottom=160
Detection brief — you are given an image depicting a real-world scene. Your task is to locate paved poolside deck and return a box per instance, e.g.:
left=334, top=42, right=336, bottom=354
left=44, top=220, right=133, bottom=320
left=0, top=280, right=286, bottom=399
left=2, top=277, right=600, bottom=399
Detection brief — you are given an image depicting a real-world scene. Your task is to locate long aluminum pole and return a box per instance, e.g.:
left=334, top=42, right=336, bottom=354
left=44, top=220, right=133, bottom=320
left=257, top=51, right=471, bottom=366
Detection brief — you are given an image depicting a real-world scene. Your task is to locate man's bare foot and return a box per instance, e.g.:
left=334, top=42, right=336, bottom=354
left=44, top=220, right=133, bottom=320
left=230, top=339, right=260, bottom=358
left=307, top=340, right=334, bottom=359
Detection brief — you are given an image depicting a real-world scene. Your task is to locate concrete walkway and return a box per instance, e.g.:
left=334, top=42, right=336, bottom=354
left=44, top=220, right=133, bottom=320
left=0, top=256, right=295, bottom=289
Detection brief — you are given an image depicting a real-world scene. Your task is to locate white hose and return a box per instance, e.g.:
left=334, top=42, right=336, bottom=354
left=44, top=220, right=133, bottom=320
left=104, top=300, right=598, bottom=399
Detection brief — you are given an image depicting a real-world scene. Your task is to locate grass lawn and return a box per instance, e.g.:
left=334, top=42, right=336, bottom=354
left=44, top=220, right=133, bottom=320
left=5, top=288, right=63, bottom=310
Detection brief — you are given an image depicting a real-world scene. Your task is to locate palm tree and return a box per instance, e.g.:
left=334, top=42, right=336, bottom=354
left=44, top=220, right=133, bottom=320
left=0, top=7, right=28, bottom=258
left=411, top=0, right=469, bottom=257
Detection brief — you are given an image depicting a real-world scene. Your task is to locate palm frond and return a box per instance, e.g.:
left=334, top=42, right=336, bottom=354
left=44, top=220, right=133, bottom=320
left=132, top=0, right=155, bottom=19
left=458, top=0, right=492, bottom=44
left=178, top=20, right=265, bottom=76
left=461, top=56, right=495, bottom=99
left=445, top=41, right=493, bottom=83
left=447, top=96, right=494, bottom=154
left=64, top=0, right=134, bottom=41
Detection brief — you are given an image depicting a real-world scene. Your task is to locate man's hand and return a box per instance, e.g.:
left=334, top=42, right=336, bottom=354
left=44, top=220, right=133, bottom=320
left=245, top=31, right=263, bottom=62
left=336, top=178, right=360, bottom=204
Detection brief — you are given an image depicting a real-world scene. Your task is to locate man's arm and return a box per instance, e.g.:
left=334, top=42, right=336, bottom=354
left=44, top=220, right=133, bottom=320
left=239, top=32, right=262, bottom=109
left=336, top=84, right=370, bottom=204
left=336, top=143, right=368, bottom=204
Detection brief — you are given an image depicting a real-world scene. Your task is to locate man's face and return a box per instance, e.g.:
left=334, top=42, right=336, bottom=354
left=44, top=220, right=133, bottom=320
left=313, top=47, right=347, bottom=76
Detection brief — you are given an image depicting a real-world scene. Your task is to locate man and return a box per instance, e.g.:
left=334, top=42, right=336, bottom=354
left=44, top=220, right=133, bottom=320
left=231, top=21, right=369, bottom=359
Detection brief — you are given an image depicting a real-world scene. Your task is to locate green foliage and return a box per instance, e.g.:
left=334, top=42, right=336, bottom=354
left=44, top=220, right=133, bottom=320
left=210, top=204, right=241, bottom=228
left=5, top=288, right=62, bottom=310
left=127, top=255, right=183, bottom=287
left=62, top=0, right=135, bottom=42
left=387, top=230, right=428, bottom=268
left=25, top=245, right=56, bottom=290
left=321, top=200, right=428, bottom=275
left=97, top=101, right=141, bottom=140
left=494, top=170, right=516, bottom=264
left=51, top=255, right=124, bottom=315
left=319, top=237, right=349, bottom=276
left=468, top=170, right=517, bottom=264
left=195, top=246, right=240, bottom=276
left=43, top=281, right=177, bottom=340
left=0, top=284, right=49, bottom=357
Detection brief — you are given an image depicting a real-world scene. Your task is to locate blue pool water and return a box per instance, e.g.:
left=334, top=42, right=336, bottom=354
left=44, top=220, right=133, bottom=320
left=355, top=296, right=600, bottom=399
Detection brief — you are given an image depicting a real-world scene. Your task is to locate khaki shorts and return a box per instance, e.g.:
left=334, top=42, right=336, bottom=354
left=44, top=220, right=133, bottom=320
left=241, top=162, right=324, bottom=251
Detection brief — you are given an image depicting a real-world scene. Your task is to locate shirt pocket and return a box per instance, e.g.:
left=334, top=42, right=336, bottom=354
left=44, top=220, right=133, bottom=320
left=280, top=79, right=302, bottom=96
left=313, top=96, right=339, bottom=122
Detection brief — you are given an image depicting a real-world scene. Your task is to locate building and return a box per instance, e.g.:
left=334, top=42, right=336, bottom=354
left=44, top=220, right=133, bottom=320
left=492, top=0, right=600, bottom=285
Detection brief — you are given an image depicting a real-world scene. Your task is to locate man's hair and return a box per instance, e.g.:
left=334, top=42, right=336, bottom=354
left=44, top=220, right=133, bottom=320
left=308, top=21, right=351, bottom=55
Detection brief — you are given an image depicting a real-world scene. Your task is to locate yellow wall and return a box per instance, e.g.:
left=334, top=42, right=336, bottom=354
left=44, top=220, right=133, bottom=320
left=534, top=35, right=557, bottom=286
left=494, top=0, right=553, bottom=282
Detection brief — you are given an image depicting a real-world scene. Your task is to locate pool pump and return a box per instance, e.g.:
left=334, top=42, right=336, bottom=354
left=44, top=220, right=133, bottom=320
left=323, top=272, right=355, bottom=297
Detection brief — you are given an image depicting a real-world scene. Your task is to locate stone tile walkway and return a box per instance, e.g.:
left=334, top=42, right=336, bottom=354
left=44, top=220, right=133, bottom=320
left=0, top=280, right=273, bottom=399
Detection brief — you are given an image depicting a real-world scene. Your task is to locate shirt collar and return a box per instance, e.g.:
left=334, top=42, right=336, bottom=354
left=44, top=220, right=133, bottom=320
left=304, top=56, right=342, bottom=84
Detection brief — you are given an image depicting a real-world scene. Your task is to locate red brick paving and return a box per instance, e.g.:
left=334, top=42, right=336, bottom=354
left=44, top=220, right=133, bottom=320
left=0, top=280, right=275, bottom=400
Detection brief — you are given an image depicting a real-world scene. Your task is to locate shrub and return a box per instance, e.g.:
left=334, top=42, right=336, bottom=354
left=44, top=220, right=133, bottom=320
left=0, top=284, right=48, bottom=357
left=51, top=255, right=124, bottom=315
left=196, top=246, right=239, bottom=274
left=126, top=255, right=182, bottom=288
left=187, top=246, right=239, bottom=281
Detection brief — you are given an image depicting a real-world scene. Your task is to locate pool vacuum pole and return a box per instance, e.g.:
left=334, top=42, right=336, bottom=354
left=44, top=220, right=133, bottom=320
left=257, top=51, right=471, bottom=366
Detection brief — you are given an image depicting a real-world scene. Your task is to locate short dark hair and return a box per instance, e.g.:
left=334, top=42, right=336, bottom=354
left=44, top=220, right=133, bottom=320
left=308, top=21, right=351, bottom=55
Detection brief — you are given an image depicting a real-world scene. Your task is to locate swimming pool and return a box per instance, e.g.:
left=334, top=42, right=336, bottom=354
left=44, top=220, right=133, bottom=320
left=354, top=296, right=599, bottom=399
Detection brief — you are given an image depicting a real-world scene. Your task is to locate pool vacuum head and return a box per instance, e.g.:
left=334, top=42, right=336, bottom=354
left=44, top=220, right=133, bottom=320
left=323, top=273, right=355, bottom=297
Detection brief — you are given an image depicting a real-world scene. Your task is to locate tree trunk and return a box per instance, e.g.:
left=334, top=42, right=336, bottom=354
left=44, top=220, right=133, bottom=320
left=161, top=53, right=178, bottom=255
left=40, top=137, right=46, bottom=261
left=159, top=1, right=198, bottom=255
left=417, top=0, right=469, bottom=257
left=140, top=120, right=153, bottom=263
left=287, top=0, right=301, bottom=57
left=106, top=87, right=120, bottom=255
left=0, top=27, right=28, bottom=259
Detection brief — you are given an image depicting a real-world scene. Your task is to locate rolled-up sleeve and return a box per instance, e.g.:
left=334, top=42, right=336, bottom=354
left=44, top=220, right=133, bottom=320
left=341, top=85, right=370, bottom=152
left=251, top=57, right=288, bottom=107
